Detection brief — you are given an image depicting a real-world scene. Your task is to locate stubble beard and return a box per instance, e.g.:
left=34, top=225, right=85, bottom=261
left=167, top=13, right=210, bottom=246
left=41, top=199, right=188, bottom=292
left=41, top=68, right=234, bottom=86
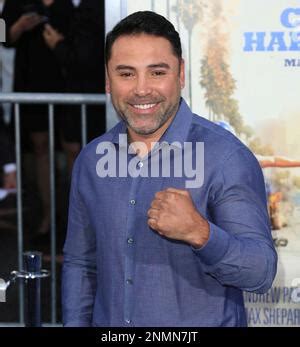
left=112, top=96, right=181, bottom=136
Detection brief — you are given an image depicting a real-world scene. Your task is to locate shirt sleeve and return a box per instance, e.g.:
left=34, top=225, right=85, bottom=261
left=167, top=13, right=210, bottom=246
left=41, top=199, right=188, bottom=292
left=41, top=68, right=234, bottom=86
left=192, top=147, right=277, bottom=293
left=62, top=153, right=97, bottom=327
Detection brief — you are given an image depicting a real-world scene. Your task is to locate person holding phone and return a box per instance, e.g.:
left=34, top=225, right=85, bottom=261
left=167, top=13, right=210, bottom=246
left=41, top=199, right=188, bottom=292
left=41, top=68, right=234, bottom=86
left=2, top=0, right=73, bottom=238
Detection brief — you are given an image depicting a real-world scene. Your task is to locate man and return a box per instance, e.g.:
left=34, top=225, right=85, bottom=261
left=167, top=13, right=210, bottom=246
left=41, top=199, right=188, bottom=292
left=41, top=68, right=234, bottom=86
left=62, top=11, right=277, bottom=327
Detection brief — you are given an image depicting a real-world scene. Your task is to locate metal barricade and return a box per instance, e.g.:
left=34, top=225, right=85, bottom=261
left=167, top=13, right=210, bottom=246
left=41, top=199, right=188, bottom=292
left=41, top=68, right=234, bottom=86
left=0, top=251, right=50, bottom=327
left=0, top=93, right=106, bottom=325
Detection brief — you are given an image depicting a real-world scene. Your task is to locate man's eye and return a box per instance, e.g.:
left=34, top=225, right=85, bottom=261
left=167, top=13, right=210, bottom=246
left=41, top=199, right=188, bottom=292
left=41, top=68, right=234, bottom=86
left=152, top=71, right=166, bottom=76
left=120, top=72, right=133, bottom=78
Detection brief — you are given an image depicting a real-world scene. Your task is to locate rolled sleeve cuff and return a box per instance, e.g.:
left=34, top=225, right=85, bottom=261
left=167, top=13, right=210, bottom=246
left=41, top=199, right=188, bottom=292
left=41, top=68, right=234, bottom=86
left=192, top=221, right=231, bottom=265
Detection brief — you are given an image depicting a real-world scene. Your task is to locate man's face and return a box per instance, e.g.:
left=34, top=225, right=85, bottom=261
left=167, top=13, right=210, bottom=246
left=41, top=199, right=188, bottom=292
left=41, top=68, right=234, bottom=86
left=106, top=34, right=185, bottom=136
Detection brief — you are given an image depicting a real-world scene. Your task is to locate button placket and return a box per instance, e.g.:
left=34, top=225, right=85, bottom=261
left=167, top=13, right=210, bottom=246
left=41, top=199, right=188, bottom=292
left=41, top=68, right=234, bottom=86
left=124, top=176, right=141, bottom=328
left=127, top=238, right=134, bottom=244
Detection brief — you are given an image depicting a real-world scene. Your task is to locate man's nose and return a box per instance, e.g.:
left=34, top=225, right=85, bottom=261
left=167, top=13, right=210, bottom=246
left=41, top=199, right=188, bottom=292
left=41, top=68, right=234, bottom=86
left=134, top=75, right=152, bottom=96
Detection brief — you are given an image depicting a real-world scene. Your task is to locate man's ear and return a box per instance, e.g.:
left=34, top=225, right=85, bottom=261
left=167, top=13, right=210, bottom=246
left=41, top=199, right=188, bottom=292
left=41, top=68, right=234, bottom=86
left=105, top=68, right=111, bottom=94
left=180, top=59, right=185, bottom=89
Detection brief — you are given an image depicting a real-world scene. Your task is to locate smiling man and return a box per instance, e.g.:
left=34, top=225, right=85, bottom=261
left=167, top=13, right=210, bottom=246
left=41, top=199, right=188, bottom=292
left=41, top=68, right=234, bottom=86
left=62, top=11, right=277, bottom=327
left=106, top=34, right=184, bottom=137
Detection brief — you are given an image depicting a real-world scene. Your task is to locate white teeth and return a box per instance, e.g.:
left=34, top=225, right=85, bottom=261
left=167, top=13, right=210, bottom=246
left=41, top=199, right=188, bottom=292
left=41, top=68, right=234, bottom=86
left=133, top=103, right=156, bottom=110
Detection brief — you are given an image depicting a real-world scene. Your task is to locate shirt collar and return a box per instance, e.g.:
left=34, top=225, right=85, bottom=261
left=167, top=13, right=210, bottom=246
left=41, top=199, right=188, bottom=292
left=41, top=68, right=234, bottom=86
left=159, top=98, right=193, bottom=147
left=111, top=98, right=193, bottom=148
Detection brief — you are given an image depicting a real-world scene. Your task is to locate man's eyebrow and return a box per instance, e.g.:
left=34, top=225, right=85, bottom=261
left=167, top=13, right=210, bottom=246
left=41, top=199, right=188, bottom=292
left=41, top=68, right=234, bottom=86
left=115, top=63, right=171, bottom=71
left=148, top=63, right=170, bottom=69
left=115, top=65, right=135, bottom=71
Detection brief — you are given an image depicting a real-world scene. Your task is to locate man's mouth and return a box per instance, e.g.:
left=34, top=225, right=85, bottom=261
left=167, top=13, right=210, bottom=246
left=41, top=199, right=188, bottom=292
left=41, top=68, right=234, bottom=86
left=132, top=103, right=157, bottom=110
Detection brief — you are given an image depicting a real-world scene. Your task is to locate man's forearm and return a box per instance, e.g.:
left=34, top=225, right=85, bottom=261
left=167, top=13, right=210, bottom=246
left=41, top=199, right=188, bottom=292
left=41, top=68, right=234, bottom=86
left=193, top=222, right=277, bottom=293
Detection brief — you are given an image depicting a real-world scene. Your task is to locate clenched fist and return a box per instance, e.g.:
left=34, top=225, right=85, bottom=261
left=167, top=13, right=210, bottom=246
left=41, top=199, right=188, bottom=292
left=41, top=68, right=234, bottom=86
left=147, top=188, right=210, bottom=248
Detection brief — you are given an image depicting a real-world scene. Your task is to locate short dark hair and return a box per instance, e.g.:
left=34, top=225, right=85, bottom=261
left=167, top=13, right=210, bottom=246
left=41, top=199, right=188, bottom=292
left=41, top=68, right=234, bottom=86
left=105, top=11, right=182, bottom=65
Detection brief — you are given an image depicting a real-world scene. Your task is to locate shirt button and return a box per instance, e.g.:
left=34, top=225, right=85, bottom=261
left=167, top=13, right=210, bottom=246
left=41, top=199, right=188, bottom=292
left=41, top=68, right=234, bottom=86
left=127, top=238, right=134, bottom=244
left=137, top=161, right=143, bottom=168
left=126, top=279, right=133, bottom=285
left=130, top=199, right=136, bottom=205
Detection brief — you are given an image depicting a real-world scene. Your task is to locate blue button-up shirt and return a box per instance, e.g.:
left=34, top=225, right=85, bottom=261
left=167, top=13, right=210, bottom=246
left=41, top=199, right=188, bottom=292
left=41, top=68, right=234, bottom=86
left=62, top=98, right=277, bottom=327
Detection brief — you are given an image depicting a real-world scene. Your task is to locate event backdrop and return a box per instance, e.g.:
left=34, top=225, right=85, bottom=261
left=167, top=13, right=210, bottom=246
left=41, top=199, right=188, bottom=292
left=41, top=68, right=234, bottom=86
left=107, top=0, right=300, bottom=326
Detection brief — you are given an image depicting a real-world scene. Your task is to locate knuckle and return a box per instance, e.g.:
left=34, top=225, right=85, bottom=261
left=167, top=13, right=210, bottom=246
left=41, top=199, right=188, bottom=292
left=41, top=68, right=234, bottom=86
left=164, top=192, right=172, bottom=201
left=156, top=218, right=164, bottom=229
left=151, top=200, right=158, bottom=208
left=154, top=192, right=161, bottom=199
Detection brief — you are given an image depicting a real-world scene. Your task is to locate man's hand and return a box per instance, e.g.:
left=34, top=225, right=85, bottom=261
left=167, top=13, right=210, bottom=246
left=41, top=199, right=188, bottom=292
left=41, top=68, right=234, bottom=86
left=43, top=24, right=64, bottom=49
left=147, top=188, right=210, bottom=248
left=3, top=171, right=17, bottom=190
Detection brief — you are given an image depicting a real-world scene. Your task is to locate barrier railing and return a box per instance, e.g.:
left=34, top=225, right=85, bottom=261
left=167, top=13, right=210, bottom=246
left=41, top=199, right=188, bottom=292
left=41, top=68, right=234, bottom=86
left=0, top=251, right=50, bottom=327
left=0, top=93, right=106, bottom=325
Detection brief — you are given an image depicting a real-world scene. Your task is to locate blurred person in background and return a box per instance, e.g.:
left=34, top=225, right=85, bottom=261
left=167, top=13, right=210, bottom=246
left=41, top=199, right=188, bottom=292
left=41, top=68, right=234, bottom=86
left=0, top=107, right=16, bottom=190
left=43, top=0, right=106, bottom=176
left=0, top=0, right=15, bottom=126
left=0, top=1, right=16, bottom=191
left=2, top=0, right=73, bottom=237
